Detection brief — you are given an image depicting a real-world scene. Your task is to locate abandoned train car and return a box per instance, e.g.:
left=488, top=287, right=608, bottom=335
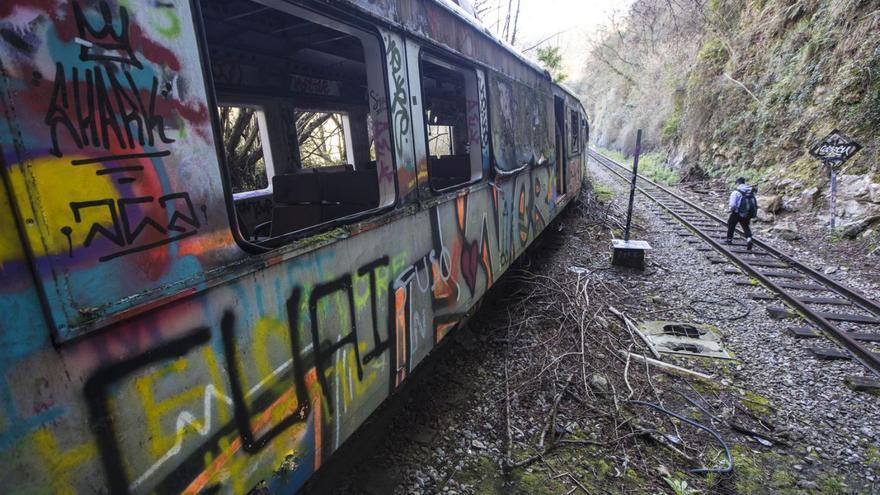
left=0, top=0, right=587, bottom=492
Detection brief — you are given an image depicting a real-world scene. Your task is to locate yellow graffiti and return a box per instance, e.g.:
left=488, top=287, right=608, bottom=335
left=216, top=436, right=252, bottom=494
left=391, top=251, right=409, bottom=280
left=33, top=428, right=97, bottom=495
left=183, top=381, right=316, bottom=495
left=134, top=356, right=207, bottom=458
left=353, top=272, right=371, bottom=311
left=323, top=341, right=380, bottom=413
left=6, top=157, right=119, bottom=257
left=251, top=316, right=292, bottom=387
left=353, top=263, right=390, bottom=311
left=202, top=346, right=231, bottom=426
left=0, top=184, right=25, bottom=264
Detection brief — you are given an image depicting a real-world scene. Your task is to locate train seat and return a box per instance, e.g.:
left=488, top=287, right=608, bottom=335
left=270, top=167, right=379, bottom=237
left=429, top=155, right=471, bottom=190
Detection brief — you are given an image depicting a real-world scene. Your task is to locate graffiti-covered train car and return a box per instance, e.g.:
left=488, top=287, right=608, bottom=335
left=0, top=0, right=587, bottom=492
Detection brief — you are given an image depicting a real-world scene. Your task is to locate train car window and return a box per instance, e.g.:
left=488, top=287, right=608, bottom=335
left=217, top=104, right=274, bottom=195
left=488, top=73, right=553, bottom=172
left=199, top=0, right=394, bottom=245
left=569, top=109, right=581, bottom=155
left=420, top=55, right=483, bottom=192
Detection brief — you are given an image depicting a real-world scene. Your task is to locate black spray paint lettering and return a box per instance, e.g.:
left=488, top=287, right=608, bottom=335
left=46, top=63, right=175, bottom=158
left=63, top=192, right=201, bottom=261
left=222, top=307, right=311, bottom=454
left=358, top=257, right=391, bottom=364
left=385, top=36, right=410, bottom=153
left=73, top=1, right=142, bottom=69
left=83, top=256, right=397, bottom=493
left=84, top=327, right=212, bottom=495
left=308, top=274, right=365, bottom=413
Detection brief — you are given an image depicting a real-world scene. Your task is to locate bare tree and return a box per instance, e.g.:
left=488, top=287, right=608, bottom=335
left=220, top=107, right=351, bottom=193
left=220, top=106, right=267, bottom=193
left=296, top=112, right=348, bottom=167
left=474, top=0, right=522, bottom=45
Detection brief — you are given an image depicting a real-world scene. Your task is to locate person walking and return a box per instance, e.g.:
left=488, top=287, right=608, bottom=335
left=725, top=177, right=757, bottom=250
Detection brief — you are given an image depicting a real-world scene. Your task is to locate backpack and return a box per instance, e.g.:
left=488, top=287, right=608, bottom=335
left=738, top=189, right=758, bottom=219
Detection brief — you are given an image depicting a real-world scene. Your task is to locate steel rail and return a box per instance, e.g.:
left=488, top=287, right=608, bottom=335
left=590, top=149, right=880, bottom=376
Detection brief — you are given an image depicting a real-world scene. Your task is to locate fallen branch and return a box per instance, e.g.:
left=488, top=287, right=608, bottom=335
left=609, top=306, right=662, bottom=360
left=620, top=351, right=714, bottom=382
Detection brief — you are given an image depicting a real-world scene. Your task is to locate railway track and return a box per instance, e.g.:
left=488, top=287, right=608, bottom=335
left=590, top=149, right=880, bottom=389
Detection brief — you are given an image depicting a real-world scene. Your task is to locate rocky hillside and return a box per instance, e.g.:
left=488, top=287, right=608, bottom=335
left=576, top=0, right=880, bottom=233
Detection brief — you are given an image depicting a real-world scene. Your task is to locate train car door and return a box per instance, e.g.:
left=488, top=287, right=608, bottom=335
left=554, top=95, right=567, bottom=197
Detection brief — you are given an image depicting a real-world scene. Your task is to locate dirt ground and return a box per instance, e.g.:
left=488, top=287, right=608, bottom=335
left=298, top=157, right=880, bottom=495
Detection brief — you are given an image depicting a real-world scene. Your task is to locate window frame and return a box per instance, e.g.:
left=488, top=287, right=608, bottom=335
left=569, top=108, right=581, bottom=157
left=215, top=100, right=277, bottom=201
left=417, top=51, right=485, bottom=194
left=192, top=0, right=399, bottom=252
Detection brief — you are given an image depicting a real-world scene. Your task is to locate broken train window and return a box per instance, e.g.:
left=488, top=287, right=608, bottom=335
left=419, top=54, right=483, bottom=191
left=201, top=0, right=393, bottom=244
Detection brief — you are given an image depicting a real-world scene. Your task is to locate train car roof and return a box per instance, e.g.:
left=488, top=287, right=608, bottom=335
left=425, top=0, right=586, bottom=110
left=554, top=81, right=583, bottom=102
left=340, top=0, right=554, bottom=84
left=429, top=0, right=551, bottom=75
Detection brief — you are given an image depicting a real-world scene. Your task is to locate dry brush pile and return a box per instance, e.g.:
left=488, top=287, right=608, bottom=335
left=461, top=185, right=799, bottom=494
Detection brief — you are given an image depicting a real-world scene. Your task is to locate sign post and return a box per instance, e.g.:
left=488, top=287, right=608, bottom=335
left=612, top=129, right=651, bottom=270
left=809, top=129, right=862, bottom=230
left=624, top=129, right=642, bottom=241
left=829, top=163, right=837, bottom=228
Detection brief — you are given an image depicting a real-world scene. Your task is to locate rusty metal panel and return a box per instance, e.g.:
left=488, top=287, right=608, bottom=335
left=487, top=72, right=553, bottom=172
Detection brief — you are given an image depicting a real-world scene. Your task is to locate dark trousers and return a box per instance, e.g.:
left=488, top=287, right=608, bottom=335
left=727, top=212, right=752, bottom=240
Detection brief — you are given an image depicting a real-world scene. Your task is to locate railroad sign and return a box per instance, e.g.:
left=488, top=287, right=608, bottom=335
left=809, top=129, right=862, bottom=168
left=808, top=129, right=862, bottom=229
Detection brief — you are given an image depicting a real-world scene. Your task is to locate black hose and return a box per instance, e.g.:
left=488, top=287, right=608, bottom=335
left=625, top=400, right=733, bottom=475
left=675, top=391, right=723, bottom=424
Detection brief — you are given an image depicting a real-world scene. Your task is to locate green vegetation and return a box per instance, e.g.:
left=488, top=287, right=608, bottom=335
left=592, top=182, right=615, bottom=203
left=664, top=476, right=700, bottom=495
left=597, top=147, right=681, bottom=185
left=730, top=444, right=764, bottom=494
left=536, top=46, right=567, bottom=83
left=741, top=391, right=772, bottom=415
left=816, top=474, right=846, bottom=494
left=661, top=105, right=682, bottom=142
left=696, top=36, right=728, bottom=66
left=579, top=0, right=880, bottom=186
left=866, top=445, right=880, bottom=477
left=450, top=428, right=832, bottom=494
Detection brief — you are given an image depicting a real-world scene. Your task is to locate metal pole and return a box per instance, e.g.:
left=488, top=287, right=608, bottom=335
left=830, top=166, right=837, bottom=229
left=624, top=129, right=642, bottom=242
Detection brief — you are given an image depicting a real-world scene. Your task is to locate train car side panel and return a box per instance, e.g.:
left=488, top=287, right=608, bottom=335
left=0, top=1, right=581, bottom=493
left=0, top=173, right=559, bottom=495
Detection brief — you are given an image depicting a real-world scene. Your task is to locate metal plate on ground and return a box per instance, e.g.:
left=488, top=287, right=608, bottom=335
left=638, top=321, right=732, bottom=359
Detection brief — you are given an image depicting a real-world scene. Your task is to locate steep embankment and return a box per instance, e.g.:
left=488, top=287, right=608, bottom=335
left=577, top=0, right=880, bottom=233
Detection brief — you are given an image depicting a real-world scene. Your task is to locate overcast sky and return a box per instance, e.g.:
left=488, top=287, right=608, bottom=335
left=476, top=0, right=636, bottom=79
